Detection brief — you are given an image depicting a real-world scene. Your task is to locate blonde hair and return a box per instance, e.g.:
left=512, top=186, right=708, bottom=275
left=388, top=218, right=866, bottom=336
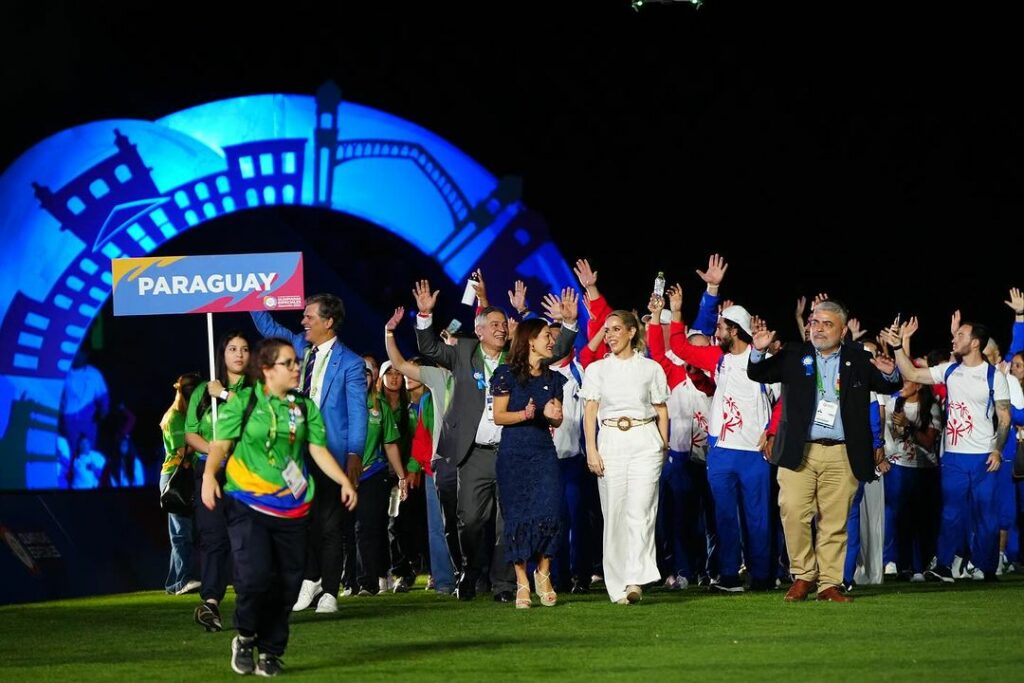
left=606, top=310, right=646, bottom=354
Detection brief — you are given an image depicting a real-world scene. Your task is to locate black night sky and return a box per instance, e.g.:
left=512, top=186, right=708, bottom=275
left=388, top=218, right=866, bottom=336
left=3, top=2, right=1022, bottom=458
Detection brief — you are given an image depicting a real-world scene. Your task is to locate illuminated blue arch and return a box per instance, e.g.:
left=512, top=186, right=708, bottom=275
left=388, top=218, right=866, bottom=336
left=0, top=81, right=576, bottom=488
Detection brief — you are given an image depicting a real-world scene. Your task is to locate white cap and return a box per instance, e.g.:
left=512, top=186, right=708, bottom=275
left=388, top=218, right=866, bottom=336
left=379, top=360, right=394, bottom=378
left=720, top=305, right=753, bottom=337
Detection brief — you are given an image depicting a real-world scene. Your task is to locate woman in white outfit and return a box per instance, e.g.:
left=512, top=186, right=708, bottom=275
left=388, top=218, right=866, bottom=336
left=581, top=310, right=670, bottom=604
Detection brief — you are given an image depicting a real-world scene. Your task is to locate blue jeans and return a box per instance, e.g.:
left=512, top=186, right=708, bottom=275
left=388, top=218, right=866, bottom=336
left=159, top=471, right=196, bottom=593
left=426, top=473, right=456, bottom=592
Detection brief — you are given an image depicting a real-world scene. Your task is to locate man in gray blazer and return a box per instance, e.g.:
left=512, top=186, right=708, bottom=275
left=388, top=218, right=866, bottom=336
left=413, top=279, right=579, bottom=601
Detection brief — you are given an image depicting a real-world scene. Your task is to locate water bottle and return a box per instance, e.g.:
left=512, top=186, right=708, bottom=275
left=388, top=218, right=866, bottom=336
left=387, top=485, right=402, bottom=517
left=461, top=273, right=479, bottom=306
left=653, top=271, right=666, bottom=297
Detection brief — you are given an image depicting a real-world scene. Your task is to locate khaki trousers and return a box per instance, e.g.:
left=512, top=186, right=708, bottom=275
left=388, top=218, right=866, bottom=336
left=777, top=443, right=859, bottom=592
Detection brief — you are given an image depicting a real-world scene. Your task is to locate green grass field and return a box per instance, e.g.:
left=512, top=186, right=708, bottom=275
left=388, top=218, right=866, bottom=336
left=2, top=575, right=1022, bottom=681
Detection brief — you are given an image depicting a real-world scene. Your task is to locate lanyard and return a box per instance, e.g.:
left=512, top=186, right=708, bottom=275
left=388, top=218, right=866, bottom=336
left=476, top=346, right=506, bottom=387
left=265, top=388, right=301, bottom=467
left=815, top=354, right=841, bottom=398
left=302, top=344, right=332, bottom=395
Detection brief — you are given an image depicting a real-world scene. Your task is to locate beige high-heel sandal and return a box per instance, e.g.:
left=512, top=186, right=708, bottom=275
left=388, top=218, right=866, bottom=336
left=533, top=570, right=557, bottom=607
left=515, top=582, right=532, bottom=609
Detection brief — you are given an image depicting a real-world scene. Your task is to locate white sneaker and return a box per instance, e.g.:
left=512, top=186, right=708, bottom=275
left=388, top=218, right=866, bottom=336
left=293, top=578, right=322, bottom=611
left=379, top=576, right=393, bottom=593
left=884, top=561, right=898, bottom=576
left=910, top=573, right=925, bottom=583
left=676, top=576, right=689, bottom=591
left=968, top=565, right=985, bottom=581
left=663, top=575, right=677, bottom=589
left=175, top=579, right=202, bottom=595
left=340, top=587, right=353, bottom=598
left=996, top=552, right=1009, bottom=576
left=951, top=556, right=966, bottom=579
left=314, top=592, right=338, bottom=613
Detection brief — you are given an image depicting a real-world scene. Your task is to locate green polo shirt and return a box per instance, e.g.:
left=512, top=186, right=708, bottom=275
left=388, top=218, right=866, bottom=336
left=184, top=377, right=248, bottom=459
left=361, top=392, right=401, bottom=480
left=216, top=382, right=326, bottom=518
left=160, top=408, right=187, bottom=475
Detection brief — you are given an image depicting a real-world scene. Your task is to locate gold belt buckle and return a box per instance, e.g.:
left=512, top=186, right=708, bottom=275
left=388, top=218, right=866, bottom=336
left=616, top=416, right=632, bottom=432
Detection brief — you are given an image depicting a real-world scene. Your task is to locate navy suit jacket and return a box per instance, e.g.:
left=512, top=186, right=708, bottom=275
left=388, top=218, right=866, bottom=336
left=251, top=312, right=368, bottom=465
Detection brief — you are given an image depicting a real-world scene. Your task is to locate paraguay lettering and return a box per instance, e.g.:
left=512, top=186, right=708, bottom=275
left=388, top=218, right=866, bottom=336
left=136, top=272, right=277, bottom=296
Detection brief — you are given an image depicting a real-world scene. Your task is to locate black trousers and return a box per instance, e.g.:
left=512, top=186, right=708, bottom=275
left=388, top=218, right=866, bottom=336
left=355, top=469, right=391, bottom=592
left=303, top=458, right=347, bottom=596
left=457, top=446, right=515, bottom=593
left=434, top=455, right=463, bottom=574
left=193, top=458, right=231, bottom=602
left=389, top=481, right=427, bottom=580
left=226, top=497, right=307, bottom=657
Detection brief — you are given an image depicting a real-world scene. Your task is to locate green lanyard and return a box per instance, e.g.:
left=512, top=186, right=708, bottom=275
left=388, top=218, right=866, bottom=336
left=300, top=344, right=332, bottom=394
left=815, top=355, right=841, bottom=398
left=264, top=389, right=301, bottom=467
left=477, top=346, right=506, bottom=383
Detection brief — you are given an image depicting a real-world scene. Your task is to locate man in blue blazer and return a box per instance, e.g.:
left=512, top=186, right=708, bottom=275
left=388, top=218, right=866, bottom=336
left=251, top=293, right=367, bottom=613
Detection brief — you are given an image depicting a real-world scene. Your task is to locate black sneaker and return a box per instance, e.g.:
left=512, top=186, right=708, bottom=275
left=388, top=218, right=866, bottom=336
left=255, top=653, right=284, bottom=677
left=841, top=580, right=855, bottom=593
left=712, top=576, right=745, bottom=593
left=926, top=566, right=955, bottom=583
left=391, top=576, right=410, bottom=594
left=195, top=601, right=222, bottom=632
left=231, top=635, right=256, bottom=675
left=569, top=577, right=590, bottom=595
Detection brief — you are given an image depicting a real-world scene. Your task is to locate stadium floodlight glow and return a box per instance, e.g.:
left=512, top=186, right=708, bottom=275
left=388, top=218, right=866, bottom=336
left=631, top=0, right=703, bottom=10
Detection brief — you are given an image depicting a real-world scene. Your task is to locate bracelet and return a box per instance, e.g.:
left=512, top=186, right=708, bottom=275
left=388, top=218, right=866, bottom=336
left=891, top=344, right=903, bottom=351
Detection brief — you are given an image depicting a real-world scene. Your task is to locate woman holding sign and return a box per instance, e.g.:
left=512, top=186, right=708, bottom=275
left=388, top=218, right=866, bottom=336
left=185, top=330, right=252, bottom=631
left=202, top=337, right=358, bottom=677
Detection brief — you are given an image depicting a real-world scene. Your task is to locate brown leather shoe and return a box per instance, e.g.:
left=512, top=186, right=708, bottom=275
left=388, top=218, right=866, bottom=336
left=784, top=579, right=815, bottom=602
left=817, top=586, right=853, bottom=603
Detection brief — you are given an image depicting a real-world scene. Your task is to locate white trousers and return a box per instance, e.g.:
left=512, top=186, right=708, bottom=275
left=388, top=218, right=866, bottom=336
left=597, top=423, right=664, bottom=602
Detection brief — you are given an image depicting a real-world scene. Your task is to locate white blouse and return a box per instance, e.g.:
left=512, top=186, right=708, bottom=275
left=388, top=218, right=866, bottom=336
left=579, top=352, right=670, bottom=421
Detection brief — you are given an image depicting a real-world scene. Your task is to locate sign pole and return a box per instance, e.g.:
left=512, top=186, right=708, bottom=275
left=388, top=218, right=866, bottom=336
left=207, top=312, right=217, bottom=440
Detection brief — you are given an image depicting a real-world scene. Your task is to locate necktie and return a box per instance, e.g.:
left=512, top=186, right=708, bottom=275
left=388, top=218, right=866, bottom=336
left=302, top=345, right=317, bottom=396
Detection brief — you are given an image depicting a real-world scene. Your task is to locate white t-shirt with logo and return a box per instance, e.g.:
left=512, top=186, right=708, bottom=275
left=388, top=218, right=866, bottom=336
left=929, top=361, right=1009, bottom=455
left=711, top=348, right=777, bottom=452
left=666, top=378, right=712, bottom=454
left=882, top=395, right=941, bottom=468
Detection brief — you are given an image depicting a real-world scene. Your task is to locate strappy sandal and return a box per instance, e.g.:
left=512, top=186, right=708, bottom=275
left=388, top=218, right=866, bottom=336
left=516, top=582, right=532, bottom=609
left=533, top=570, right=558, bottom=607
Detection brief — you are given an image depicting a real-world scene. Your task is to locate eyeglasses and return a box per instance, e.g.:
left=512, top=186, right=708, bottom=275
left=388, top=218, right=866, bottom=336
left=274, top=358, right=299, bottom=369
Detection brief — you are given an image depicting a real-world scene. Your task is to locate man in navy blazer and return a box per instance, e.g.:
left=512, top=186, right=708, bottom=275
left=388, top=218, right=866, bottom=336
left=251, top=293, right=367, bottom=613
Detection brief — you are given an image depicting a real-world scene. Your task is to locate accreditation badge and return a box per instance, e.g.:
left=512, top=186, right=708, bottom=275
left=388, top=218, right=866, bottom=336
left=282, top=460, right=308, bottom=499
left=814, top=400, right=839, bottom=428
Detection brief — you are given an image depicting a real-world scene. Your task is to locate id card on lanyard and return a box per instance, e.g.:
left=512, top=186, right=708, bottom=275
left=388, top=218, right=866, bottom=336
left=266, top=391, right=308, bottom=498
left=477, top=347, right=506, bottom=424
left=814, top=356, right=841, bottom=428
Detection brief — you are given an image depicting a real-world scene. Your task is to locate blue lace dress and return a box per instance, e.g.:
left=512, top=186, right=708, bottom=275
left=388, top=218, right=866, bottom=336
left=490, top=365, right=566, bottom=563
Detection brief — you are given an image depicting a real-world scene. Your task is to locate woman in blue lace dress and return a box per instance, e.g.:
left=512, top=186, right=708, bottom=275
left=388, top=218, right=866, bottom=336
left=491, top=318, right=566, bottom=608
